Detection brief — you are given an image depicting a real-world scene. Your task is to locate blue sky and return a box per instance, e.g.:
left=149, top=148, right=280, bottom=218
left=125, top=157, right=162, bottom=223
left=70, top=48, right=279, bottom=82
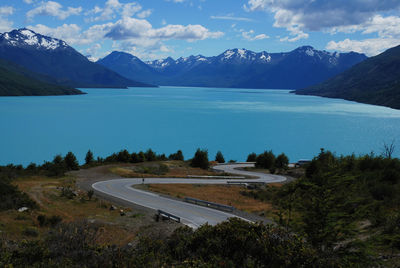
left=1, top=0, right=400, bottom=60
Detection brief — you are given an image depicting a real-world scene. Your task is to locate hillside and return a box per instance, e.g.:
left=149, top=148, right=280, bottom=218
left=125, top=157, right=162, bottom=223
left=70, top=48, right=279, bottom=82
left=295, top=44, right=400, bottom=109
left=0, top=58, right=83, bottom=96
left=0, top=29, right=153, bottom=88
left=98, top=46, right=367, bottom=89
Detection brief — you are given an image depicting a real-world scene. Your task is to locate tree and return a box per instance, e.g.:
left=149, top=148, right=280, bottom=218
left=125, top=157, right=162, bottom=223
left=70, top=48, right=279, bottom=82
left=169, top=150, right=184, bottom=161
left=215, top=151, right=225, bottom=163
left=53, top=154, right=63, bottom=165
left=64, top=152, right=79, bottom=170
left=382, top=140, right=396, bottom=159
left=255, top=151, right=275, bottom=169
left=137, top=151, right=146, bottom=162
left=85, top=150, right=94, bottom=165
left=144, top=149, right=157, bottom=161
left=191, top=149, right=209, bottom=169
left=117, top=149, right=131, bottom=162
left=247, top=153, right=257, bottom=162
left=275, top=153, right=289, bottom=170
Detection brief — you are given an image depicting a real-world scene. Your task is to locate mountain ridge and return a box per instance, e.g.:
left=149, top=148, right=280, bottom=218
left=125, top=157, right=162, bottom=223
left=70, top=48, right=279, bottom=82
left=295, top=44, right=400, bottom=109
left=98, top=46, right=367, bottom=89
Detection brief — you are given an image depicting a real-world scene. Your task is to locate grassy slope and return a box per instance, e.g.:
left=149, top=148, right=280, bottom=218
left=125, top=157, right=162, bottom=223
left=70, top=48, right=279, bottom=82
left=0, top=58, right=84, bottom=96
left=296, top=45, right=400, bottom=109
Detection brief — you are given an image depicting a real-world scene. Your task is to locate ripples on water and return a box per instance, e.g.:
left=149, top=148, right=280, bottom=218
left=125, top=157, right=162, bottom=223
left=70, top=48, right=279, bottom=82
left=0, top=86, right=399, bottom=165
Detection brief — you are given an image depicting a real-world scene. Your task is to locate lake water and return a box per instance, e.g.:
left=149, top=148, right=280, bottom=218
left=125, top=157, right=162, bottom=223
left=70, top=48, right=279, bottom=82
left=1, top=86, right=400, bottom=166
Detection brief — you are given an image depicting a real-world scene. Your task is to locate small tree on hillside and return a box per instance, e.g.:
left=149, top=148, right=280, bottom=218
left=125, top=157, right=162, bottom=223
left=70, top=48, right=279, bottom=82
left=275, top=153, right=289, bottom=170
left=191, top=149, right=209, bottom=169
left=85, top=150, right=94, bottom=165
left=169, top=150, right=184, bottom=161
left=117, top=149, right=131, bottom=162
left=145, top=149, right=157, bottom=161
left=255, top=151, right=275, bottom=169
left=215, top=151, right=225, bottom=163
left=247, top=153, right=257, bottom=162
left=64, top=152, right=79, bottom=170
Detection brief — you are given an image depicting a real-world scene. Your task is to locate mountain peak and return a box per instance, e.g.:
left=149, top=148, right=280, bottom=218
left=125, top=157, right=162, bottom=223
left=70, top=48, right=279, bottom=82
left=0, top=28, right=68, bottom=50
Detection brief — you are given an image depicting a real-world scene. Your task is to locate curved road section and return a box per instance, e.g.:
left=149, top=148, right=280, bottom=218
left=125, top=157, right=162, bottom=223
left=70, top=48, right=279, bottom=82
left=92, top=163, right=286, bottom=228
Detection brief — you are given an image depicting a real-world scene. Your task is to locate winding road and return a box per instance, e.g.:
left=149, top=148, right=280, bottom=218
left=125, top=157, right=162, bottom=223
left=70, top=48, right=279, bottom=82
left=92, top=163, right=286, bottom=228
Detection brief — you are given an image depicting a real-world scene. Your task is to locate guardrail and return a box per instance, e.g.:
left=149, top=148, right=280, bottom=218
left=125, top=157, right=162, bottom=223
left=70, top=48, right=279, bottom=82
left=227, top=181, right=265, bottom=185
left=184, top=197, right=234, bottom=212
left=156, top=209, right=180, bottom=223
left=187, top=175, right=245, bottom=179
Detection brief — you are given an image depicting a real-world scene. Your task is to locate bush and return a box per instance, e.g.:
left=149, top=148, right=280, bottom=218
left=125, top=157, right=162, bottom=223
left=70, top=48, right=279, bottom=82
left=145, top=149, right=157, bottom=162
left=169, top=150, right=184, bottom=161
left=190, top=149, right=209, bottom=169
left=255, top=151, right=276, bottom=169
left=275, top=153, right=289, bottom=170
left=117, top=150, right=131, bottom=162
left=64, top=152, right=79, bottom=170
left=85, top=150, right=94, bottom=165
left=22, top=227, right=38, bottom=237
left=87, top=189, right=94, bottom=200
left=215, top=151, right=225, bottom=163
left=247, top=152, right=257, bottom=162
left=37, top=214, right=63, bottom=227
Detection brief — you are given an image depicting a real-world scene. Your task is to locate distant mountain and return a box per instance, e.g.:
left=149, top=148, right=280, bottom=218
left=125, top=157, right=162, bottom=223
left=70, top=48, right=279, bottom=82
left=0, top=28, right=153, bottom=88
left=98, top=46, right=367, bottom=89
left=96, top=51, right=158, bottom=84
left=0, top=58, right=83, bottom=96
left=295, top=45, right=400, bottom=109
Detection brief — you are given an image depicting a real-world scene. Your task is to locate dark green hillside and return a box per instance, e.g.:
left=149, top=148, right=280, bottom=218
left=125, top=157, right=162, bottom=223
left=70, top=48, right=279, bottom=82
left=296, top=45, right=400, bottom=109
left=0, top=59, right=83, bottom=96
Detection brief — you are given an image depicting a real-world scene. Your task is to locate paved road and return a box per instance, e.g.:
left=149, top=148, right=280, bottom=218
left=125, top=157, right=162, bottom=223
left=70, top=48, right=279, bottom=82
left=92, top=163, right=286, bottom=228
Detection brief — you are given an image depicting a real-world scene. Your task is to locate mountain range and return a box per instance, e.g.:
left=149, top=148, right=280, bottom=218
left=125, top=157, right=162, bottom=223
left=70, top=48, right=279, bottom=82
left=0, top=28, right=152, bottom=89
left=97, top=47, right=367, bottom=89
left=295, top=44, right=400, bottom=110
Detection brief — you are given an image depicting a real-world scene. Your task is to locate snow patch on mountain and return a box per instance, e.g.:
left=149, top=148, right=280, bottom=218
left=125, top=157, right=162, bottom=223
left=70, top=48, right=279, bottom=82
left=0, top=28, right=67, bottom=50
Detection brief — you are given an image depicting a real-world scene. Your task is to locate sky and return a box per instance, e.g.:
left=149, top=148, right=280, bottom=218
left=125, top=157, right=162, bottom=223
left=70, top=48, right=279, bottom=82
left=1, top=0, right=400, bottom=61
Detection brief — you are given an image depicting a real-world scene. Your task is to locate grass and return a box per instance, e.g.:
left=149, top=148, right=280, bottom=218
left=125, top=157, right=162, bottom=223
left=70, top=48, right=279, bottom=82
left=110, top=161, right=230, bottom=178
left=145, top=184, right=276, bottom=213
left=0, top=176, right=156, bottom=245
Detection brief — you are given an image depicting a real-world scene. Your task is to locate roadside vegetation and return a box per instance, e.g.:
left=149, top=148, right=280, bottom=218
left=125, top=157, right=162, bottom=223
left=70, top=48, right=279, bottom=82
left=241, top=149, right=400, bottom=266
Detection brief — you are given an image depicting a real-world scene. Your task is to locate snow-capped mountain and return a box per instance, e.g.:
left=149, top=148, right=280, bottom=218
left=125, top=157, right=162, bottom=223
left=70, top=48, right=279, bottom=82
left=0, top=28, right=68, bottom=50
left=98, top=46, right=367, bottom=89
left=0, top=28, right=152, bottom=88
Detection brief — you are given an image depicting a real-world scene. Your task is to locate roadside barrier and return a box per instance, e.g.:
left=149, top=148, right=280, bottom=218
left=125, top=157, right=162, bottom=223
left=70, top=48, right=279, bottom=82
left=184, top=197, right=234, bottom=212
left=156, top=209, right=181, bottom=223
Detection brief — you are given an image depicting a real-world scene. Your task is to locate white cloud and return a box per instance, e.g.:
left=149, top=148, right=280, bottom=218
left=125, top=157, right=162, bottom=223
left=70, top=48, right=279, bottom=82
left=244, top=0, right=400, bottom=42
left=326, top=38, right=400, bottom=56
left=26, top=1, right=82, bottom=21
left=122, top=2, right=142, bottom=17
left=0, top=6, right=14, bottom=32
left=104, top=17, right=223, bottom=41
left=137, top=9, right=152, bottom=19
left=242, top=29, right=269, bottom=41
left=326, top=15, right=400, bottom=55
left=27, top=23, right=90, bottom=45
left=86, top=0, right=146, bottom=22
left=23, top=0, right=34, bottom=4
left=83, top=43, right=102, bottom=61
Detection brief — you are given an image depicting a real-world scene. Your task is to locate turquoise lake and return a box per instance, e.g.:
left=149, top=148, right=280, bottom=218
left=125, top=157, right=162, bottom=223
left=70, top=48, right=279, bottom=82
left=1, top=86, right=400, bottom=166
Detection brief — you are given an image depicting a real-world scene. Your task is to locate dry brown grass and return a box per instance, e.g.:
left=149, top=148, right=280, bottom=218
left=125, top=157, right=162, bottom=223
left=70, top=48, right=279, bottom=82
left=2, top=176, right=151, bottom=245
left=147, top=184, right=274, bottom=213
left=110, top=161, right=223, bottom=178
